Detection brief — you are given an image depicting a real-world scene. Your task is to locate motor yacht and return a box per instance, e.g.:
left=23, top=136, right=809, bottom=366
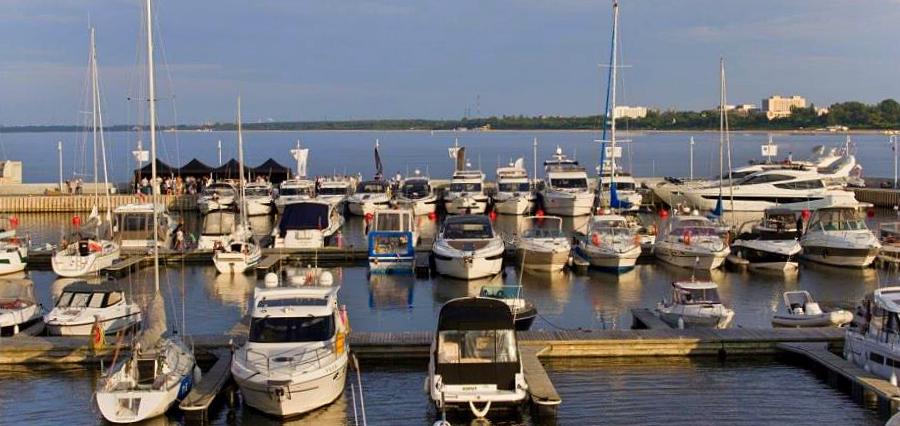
left=493, top=159, right=536, bottom=215
left=197, top=211, right=237, bottom=250
left=576, top=214, right=642, bottom=272
left=444, top=170, right=489, bottom=215
left=800, top=201, right=880, bottom=268
left=272, top=200, right=344, bottom=249
left=426, top=297, right=528, bottom=419
left=197, top=181, right=237, bottom=214
left=433, top=215, right=504, bottom=280
left=275, top=178, right=316, bottom=214
left=655, top=280, right=734, bottom=329
left=347, top=179, right=391, bottom=217
left=540, top=147, right=593, bottom=217
left=392, top=172, right=439, bottom=216
left=113, top=203, right=176, bottom=251
left=510, top=216, right=570, bottom=272
left=653, top=214, right=729, bottom=269
left=232, top=273, right=350, bottom=417
left=844, top=287, right=900, bottom=381
left=316, top=177, right=355, bottom=211
left=730, top=208, right=801, bottom=271
left=44, top=281, right=142, bottom=336
left=243, top=182, right=274, bottom=216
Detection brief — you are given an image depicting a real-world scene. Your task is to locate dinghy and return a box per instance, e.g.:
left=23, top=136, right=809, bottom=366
left=771, top=290, right=852, bottom=328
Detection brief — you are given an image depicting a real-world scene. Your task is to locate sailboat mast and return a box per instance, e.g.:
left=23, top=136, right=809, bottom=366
left=91, top=29, right=113, bottom=221
left=237, top=97, right=247, bottom=226
left=609, top=1, right=619, bottom=186
left=146, top=0, right=160, bottom=293
left=90, top=28, right=100, bottom=209
left=718, top=57, right=724, bottom=201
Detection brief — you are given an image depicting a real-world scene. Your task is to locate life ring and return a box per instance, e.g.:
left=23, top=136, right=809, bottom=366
left=683, top=230, right=692, bottom=246
left=91, top=321, right=105, bottom=351
left=591, top=232, right=601, bottom=247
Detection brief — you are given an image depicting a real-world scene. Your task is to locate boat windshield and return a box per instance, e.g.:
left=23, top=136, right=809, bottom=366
left=449, top=182, right=482, bottom=192
left=280, top=186, right=313, bottom=197
left=56, top=291, right=120, bottom=309
left=248, top=315, right=335, bottom=343
left=600, top=181, right=636, bottom=191
left=318, top=186, right=349, bottom=196
left=811, top=209, right=867, bottom=231
left=437, top=329, right=517, bottom=364
left=357, top=182, right=387, bottom=193
left=671, top=226, right=719, bottom=237
left=550, top=178, right=587, bottom=189
left=498, top=182, right=530, bottom=192
left=245, top=187, right=270, bottom=197
left=675, top=288, right=721, bottom=305
left=402, top=181, right=431, bottom=197
left=479, top=286, right=521, bottom=300
left=443, top=222, right=492, bottom=239
left=202, top=186, right=234, bottom=197
left=522, top=227, right=564, bottom=239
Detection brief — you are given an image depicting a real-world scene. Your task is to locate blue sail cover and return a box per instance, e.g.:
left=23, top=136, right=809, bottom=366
left=279, top=203, right=329, bottom=236
left=609, top=184, right=632, bottom=210
left=710, top=197, right=724, bottom=217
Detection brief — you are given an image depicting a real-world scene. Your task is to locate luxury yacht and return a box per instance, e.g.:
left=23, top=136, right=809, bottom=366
left=493, top=159, right=536, bottom=215
left=576, top=214, right=642, bottom=272
left=800, top=201, right=880, bottom=268
left=433, top=215, right=504, bottom=280
left=540, top=147, right=593, bottom=217
left=845, top=287, right=900, bottom=381
left=275, top=178, right=316, bottom=214
left=392, top=172, right=438, bottom=215
left=730, top=208, right=802, bottom=271
left=510, top=216, right=570, bottom=272
left=316, top=177, right=355, bottom=210
left=653, top=214, right=729, bottom=269
left=347, top=179, right=391, bottom=217
left=444, top=170, right=490, bottom=215
left=242, top=182, right=274, bottom=216
left=197, top=181, right=237, bottom=214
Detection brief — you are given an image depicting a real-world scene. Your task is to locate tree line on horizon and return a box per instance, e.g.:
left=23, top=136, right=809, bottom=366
left=4, top=99, right=900, bottom=133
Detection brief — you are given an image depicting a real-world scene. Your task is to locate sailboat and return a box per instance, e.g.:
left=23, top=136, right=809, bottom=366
left=213, top=98, right=262, bottom=274
left=52, top=28, right=121, bottom=277
left=95, top=2, right=197, bottom=422
left=347, top=139, right=392, bottom=216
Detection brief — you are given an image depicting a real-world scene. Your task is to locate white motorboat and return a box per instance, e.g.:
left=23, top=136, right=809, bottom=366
left=316, top=176, right=355, bottom=210
left=113, top=203, right=176, bottom=250
left=197, top=181, right=237, bottom=214
left=392, top=172, right=438, bottom=216
left=655, top=280, right=734, bottom=329
left=96, top=5, right=197, bottom=421
left=44, top=281, right=142, bottom=336
left=243, top=182, right=274, bottom=216
left=730, top=208, right=801, bottom=271
left=478, top=285, right=538, bottom=330
left=799, top=201, right=880, bottom=268
left=433, top=215, right=505, bottom=280
left=232, top=274, right=350, bottom=417
left=52, top=238, right=120, bottom=277
left=576, top=214, right=642, bottom=273
left=0, top=278, right=43, bottom=336
left=196, top=211, right=237, bottom=250
left=682, top=165, right=859, bottom=213
left=275, top=178, right=316, bottom=214
left=540, top=147, right=593, bottom=217
left=771, top=290, right=852, bottom=328
left=273, top=200, right=344, bottom=249
left=426, top=297, right=528, bottom=418
left=444, top=169, right=490, bottom=215
left=368, top=208, right=418, bottom=273
left=347, top=179, right=392, bottom=217
left=493, top=159, right=536, bottom=215
left=653, top=214, right=729, bottom=269
left=0, top=240, right=28, bottom=275
left=511, top=216, right=570, bottom=272
left=844, top=287, right=900, bottom=381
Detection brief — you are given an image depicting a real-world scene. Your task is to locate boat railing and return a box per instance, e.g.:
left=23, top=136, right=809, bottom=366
left=243, top=344, right=337, bottom=375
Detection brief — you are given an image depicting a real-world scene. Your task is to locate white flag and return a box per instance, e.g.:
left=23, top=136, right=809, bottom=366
left=448, top=147, right=461, bottom=160
left=292, top=148, right=309, bottom=177
left=513, top=157, right=525, bottom=170
left=132, top=150, right=149, bottom=162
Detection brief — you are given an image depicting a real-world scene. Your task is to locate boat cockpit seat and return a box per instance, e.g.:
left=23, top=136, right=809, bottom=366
left=790, top=303, right=804, bottom=315
left=439, top=342, right=460, bottom=363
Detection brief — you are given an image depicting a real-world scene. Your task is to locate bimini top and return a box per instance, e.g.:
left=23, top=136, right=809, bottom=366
left=438, top=297, right=514, bottom=331
left=672, top=280, right=719, bottom=290
left=252, top=285, right=339, bottom=318
left=61, top=281, right=127, bottom=294
left=874, top=287, right=900, bottom=313
left=279, top=201, right=333, bottom=233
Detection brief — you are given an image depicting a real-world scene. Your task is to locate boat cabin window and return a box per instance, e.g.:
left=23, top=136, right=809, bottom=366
left=549, top=178, right=587, bottom=189
left=318, top=186, right=349, bottom=196
left=671, top=226, right=718, bottom=237
left=202, top=186, right=235, bottom=197
left=600, top=181, right=636, bottom=191
left=449, top=182, right=482, bottom=192
left=375, top=214, right=409, bottom=232
left=371, top=234, right=411, bottom=254
left=738, top=174, right=793, bottom=186
left=674, top=287, right=721, bottom=304
left=401, top=181, right=431, bottom=197
left=56, top=291, right=113, bottom=308
left=245, top=187, right=270, bottom=197
left=498, top=182, right=530, bottom=192
left=810, top=209, right=867, bottom=231
left=522, top=227, right=563, bottom=239
left=774, top=180, right=824, bottom=190
left=279, top=186, right=313, bottom=196
left=118, top=213, right=151, bottom=232
left=437, top=329, right=517, bottom=364
left=479, top=286, right=520, bottom=300
left=258, top=297, right=329, bottom=308
left=357, top=181, right=387, bottom=193
left=201, top=213, right=236, bottom=236
left=879, top=310, right=900, bottom=344
left=443, top=222, right=492, bottom=239
left=248, top=315, right=335, bottom=343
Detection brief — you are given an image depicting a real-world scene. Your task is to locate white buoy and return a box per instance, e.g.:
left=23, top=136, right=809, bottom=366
left=319, top=271, right=334, bottom=286
left=677, top=317, right=685, bottom=330
left=289, top=275, right=306, bottom=286
left=264, top=272, right=279, bottom=288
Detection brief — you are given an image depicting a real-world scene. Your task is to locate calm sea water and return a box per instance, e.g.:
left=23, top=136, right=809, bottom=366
left=0, top=130, right=897, bottom=184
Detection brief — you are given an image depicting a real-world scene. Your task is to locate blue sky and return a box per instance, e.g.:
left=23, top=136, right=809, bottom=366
left=1, top=0, right=898, bottom=125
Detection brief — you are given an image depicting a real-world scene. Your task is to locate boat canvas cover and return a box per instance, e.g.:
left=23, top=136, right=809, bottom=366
left=0, top=279, right=36, bottom=303
left=438, top=297, right=513, bottom=331
left=368, top=231, right=414, bottom=258
left=61, top=281, right=126, bottom=294
left=279, top=203, right=330, bottom=235
left=202, top=212, right=236, bottom=235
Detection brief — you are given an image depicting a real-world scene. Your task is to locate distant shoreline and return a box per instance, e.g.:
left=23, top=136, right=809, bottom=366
left=0, top=128, right=893, bottom=135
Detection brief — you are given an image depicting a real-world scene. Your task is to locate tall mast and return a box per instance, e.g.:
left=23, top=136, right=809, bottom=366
left=609, top=0, right=619, bottom=187
left=237, top=97, right=247, bottom=227
left=718, top=57, right=724, bottom=202
left=90, top=27, right=99, bottom=209
left=146, top=0, right=160, bottom=293
left=91, top=28, right=113, bottom=221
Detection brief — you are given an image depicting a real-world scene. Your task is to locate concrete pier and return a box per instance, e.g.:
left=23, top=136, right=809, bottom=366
left=0, top=193, right=198, bottom=213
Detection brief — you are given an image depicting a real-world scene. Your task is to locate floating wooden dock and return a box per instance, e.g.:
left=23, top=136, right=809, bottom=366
left=630, top=308, right=672, bottom=330
left=520, top=346, right=561, bottom=410
left=778, top=342, right=900, bottom=418
left=102, top=256, right=149, bottom=277
left=180, top=348, right=233, bottom=415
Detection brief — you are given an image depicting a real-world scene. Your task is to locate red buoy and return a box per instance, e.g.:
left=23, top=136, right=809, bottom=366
left=489, top=210, right=497, bottom=221
left=364, top=212, right=374, bottom=222
left=427, top=211, right=437, bottom=221
left=536, top=209, right=545, bottom=217
left=868, top=208, right=876, bottom=218
left=801, top=209, right=811, bottom=221
left=72, top=215, right=81, bottom=227
left=9, top=216, right=18, bottom=229
left=659, top=209, right=669, bottom=219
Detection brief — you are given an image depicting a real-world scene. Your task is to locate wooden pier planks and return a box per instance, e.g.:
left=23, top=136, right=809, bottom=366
left=102, top=256, right=148, bottom=277
left=520, top=346, right=561, bottom=408
left=180, top=349, right=233, bottom=413
left=630, top=308, right=672, bottom=330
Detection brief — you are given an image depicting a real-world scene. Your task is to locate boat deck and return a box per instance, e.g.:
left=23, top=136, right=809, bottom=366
left=179, top=348, right=233, bottom=416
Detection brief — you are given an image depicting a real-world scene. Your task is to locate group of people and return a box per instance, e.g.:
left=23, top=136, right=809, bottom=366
left=135, top=175, right=213, bottom=196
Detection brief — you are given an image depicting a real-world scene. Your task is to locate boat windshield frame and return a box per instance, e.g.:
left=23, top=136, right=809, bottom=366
left=436, top=329, right=518, bottom=364
left=674, top=287, right=722, bottom=305
left=248, top=314, right=336, bottom=343
left=549, top=177, right=588, bottom=190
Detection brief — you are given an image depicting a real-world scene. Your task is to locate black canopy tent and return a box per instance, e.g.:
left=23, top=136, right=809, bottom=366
left=133, top=158, right=176, bottom=181
left=212, top=159, right=252, bottom=180
left=177, top=158, right=214, bottom=179
left=253, top=158, right=292, bottom=184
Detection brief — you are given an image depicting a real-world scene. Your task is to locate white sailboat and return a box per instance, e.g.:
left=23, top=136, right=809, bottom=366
left=52, top=28, right=121, bottom=277
left=95, top=3, right=197, bottom=421
left=214, top=98, right=262, bottom=275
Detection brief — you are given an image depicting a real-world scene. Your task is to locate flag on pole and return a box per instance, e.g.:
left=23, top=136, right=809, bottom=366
left=291, top=148, right=309, bottom=177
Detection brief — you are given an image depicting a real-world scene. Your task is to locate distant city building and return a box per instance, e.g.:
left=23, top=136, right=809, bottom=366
left=613, top=106, right=648, bottom=119
left=762, top=95, right=807, bottom=120
left=816, top=107, right=829, bottom=116
left=735, top=104, right=757, bottom=111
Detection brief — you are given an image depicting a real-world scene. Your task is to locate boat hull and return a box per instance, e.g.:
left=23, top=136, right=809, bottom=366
left=575, top=244, right=640, bottom=272
left=392, top=198, right=438, bottom=216
left=45, top=311, right=142, bottom=336
left=653, top=244, right=728, bottom=270
left=213, top=251, right=261, bottom=274
left=234, top=354, right=348, bottom=417
left=244, top=200, right=273, bottom=216
left=540, top=192, right=593, bottom=217
left=434, top=254, right=503, bottom=280
left=368, top=256, right=415, bottom=273
left=801, top=245, right=879, bottom=268
left=515, top=248, right=568, bottom=272
left=771, top=310, right=852, bottom=328
left=347, top=199, right=390, bottom=216
left=493, top=196, right=534, bottom=215
left=444, top=196, right=488, bottom=215
left=51, top=248, right=120, bottom=277
left=656, top=306, right=734, bottom=329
